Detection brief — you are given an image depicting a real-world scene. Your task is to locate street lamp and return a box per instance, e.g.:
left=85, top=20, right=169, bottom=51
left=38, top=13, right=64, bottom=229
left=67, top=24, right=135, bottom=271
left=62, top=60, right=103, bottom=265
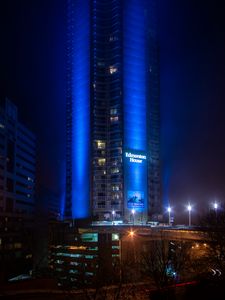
left=167, top=206, right=171, bottom=225
left=131, top=208, right=135, bottom=225
left=187, top=204, right=192, bottom=226
left=112, top=210, right=115, bottom=225
left=213, top=202, right=218, bottom=218
left=129, top=230, right=135, bottom=237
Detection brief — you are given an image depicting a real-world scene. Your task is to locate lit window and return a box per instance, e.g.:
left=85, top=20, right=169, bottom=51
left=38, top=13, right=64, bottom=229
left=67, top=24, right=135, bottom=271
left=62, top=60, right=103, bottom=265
left=111, top=168, right=119, bottom=174
left=110, top=116, right=119, bottom=122
left=69, top=270, right=78, bottom=274
left=112, top=185, right=119, bottom=191
left=96, top=140, right=105, bottom=149
left=112, top=233, right=119, bottom=241
left=112, top=194, right=120, bottom=199
left=112, top=245, right=119, bottom=249
left=98, top=158, right=106, bottom=166
left=70, top=262, right=79, bottom=266
left=109, top=36, right=118, bottom=42
left=85, top=255, right=94, bottom=259
left=109, top=66, right=117, bottom=74
left=110, top=108, right=117, bottom=115
left=56, top=260, right=63, bottom=264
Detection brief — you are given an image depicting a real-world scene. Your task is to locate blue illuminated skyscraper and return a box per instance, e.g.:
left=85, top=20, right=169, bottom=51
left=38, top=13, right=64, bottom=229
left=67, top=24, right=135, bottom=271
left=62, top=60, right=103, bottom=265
left=65, top=0, right=161, bottom=223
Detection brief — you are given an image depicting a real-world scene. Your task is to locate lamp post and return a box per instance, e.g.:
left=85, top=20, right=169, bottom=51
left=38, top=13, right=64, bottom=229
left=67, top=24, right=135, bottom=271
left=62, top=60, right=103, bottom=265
left=167, top=206, right=171, bottom=225
left=187, top=204, right=192, bottom=227
left=119, top=235, right=122, bottom=281
left=213, top=202, right=218, bottom=218
left=112, top=210, right=115, bottom=225
left=131, top=208, right=135, bottom=225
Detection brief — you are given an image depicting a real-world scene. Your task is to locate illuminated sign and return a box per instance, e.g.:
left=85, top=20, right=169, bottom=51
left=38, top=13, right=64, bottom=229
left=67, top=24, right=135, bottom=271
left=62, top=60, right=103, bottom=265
left=127, top=190, right=144, bottom=208
left=124, top=149, right=147, bottom=213
left=125, top=152, right=146, bottom=163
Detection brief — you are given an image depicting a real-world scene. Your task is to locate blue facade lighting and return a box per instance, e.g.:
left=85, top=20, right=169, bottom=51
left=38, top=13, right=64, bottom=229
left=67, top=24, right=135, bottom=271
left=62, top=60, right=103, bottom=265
left=71, top=0, right=90, bottom=219
left=123, top=0, right=147, bottom=151
left=66, top=0, right=160, bottom=221
left=123, top=0, right=148, bottom=216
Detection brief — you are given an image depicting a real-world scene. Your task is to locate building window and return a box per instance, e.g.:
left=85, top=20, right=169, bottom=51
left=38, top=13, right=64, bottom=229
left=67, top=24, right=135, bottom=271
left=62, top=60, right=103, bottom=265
left=109, top=36, right=118, bottom=42
left=97, top=61, right=105, bottom=67
left=98, top=158, right=106, bottom=166
left=111, top=168, right=119, bottom=174
left=112, top=194, right=120, bottom=200
left=97, top=201, right=105, bottom=208
left=109, top=66, right=117, bottom=74
left=112, top=185, right=119, bottom=191
left=112, top=160, right=119, bottom=166
left=110, top=116, right=119, bottom=122
left=96, top=140, right=105, bottom=149
left=110, top=108, right=117, bottom=115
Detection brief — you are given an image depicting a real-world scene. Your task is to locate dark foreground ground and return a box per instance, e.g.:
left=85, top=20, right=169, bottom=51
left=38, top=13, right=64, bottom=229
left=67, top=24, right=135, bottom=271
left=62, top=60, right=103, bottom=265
left=1, top=278, right=225, bottom=299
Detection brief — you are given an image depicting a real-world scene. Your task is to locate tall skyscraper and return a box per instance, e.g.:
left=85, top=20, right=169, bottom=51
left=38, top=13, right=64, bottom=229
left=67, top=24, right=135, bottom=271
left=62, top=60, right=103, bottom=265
left=65, top=0, right=161, bottom=223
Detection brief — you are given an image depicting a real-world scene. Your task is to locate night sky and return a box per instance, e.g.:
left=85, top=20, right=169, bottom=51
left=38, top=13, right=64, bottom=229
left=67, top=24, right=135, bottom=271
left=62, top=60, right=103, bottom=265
left=0, top=0, right=225, bottom=223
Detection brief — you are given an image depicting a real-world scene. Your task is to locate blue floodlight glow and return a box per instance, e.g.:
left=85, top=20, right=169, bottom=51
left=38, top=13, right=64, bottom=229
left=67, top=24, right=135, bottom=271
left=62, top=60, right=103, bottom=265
left=123, top=0, right=147, bottom=150
left=71, top=0, right=90, bottom=219
left=123, top=0, right=147, bottom=215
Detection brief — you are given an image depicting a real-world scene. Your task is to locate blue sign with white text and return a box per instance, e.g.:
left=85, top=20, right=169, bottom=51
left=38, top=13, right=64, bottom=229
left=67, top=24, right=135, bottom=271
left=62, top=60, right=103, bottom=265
left=124, top=150, right=147, bottom=213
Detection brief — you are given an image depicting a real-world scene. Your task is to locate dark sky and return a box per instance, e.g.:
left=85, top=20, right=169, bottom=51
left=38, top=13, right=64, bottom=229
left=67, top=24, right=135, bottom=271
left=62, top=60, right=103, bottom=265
left=159, top=0, right=225, bottom=221
left=0, top=0, right=225, bottom=222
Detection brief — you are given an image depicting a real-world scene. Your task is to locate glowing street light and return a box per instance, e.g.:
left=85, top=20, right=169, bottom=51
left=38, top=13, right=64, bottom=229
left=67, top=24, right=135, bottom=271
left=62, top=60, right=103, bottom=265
left=187, top=204, right=192, bottom=226
left=213, top=202, right=218, bottom=218
left=167, top=206, right=171, bottom=225
left=112, top=210, right=115, bottom=225
left=131, top=208, right=135, bottom=225
left=129, top=230, right=135, bottom=237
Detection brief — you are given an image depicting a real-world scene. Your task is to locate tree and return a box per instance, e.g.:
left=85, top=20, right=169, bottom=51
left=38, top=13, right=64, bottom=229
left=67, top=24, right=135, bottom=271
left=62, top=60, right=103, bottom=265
left=200, top=209, right=225, bottom=279
left=140, top=233, right=193, bottom=299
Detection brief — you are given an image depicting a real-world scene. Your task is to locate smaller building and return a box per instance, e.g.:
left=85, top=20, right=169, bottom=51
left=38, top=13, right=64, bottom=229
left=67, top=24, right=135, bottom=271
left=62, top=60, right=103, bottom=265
left=0, top=98, right=36, bottom=282
left=49, top=225, right=120, bottom=288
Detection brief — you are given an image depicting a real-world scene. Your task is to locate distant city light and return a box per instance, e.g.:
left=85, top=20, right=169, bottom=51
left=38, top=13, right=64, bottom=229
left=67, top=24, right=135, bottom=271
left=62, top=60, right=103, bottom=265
left=214, top=202, right=218, bottom=210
